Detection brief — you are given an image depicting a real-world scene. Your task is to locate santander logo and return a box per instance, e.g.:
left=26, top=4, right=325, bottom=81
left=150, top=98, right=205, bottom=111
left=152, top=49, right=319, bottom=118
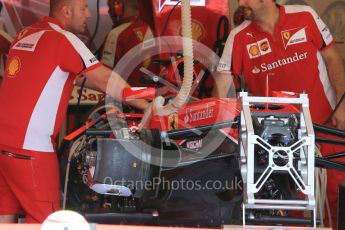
left=252, top=52, right=308, bottom=74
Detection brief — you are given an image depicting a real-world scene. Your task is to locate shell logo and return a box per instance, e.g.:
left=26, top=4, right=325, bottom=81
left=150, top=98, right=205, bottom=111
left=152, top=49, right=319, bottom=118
left=283, top=31, right=290, bottom=41
left=192, top=20, right=205, bottom=41
left=179, top=20, right=205, bottom=42
left=7, top=56, right=21, bottom=78
left=191, top=20, right=205, bottom=41
left=249, top=45, right=260, bottom=57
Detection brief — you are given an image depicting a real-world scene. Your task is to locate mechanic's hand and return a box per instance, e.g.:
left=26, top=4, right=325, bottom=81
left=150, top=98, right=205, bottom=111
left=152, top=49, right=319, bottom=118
left=331, top=102, right=345, bottom=130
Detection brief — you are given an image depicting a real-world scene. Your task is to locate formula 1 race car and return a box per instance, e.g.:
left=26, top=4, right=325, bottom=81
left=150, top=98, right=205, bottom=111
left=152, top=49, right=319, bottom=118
left=60, top=84, right=339, bottom=227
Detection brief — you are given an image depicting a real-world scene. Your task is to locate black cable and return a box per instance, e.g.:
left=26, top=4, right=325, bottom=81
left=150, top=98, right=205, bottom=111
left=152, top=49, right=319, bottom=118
left=198, top=16, right=229, bottom=98
left=323, top=92, right=345, bottom=125
left=74, top=78, right=87, bottom=127
left=322, top=151, right=345, bottom=160
left=76, top=78, right=86, bottom=107
left=313, top=123, right=345, bottom=138
left=315, top=158, right=345, bottom=172
left=316, top=137, right=345, bottom=146
left=157, top=0, right=181, bottom=57
left=197, top=70, right=211, bottom=98
left=88, top=0, right=101, bottom=52
left=93, top=44, right=103, bottom=58
left=217, top=16, right=229, bottom=42
left=160, top=1, right=181, bottom=36
left=213, top=16, right=229, bottom=57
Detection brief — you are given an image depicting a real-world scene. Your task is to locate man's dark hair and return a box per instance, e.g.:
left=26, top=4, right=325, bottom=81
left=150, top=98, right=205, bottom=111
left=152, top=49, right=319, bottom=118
left=0, top=1, right=3, bottom=12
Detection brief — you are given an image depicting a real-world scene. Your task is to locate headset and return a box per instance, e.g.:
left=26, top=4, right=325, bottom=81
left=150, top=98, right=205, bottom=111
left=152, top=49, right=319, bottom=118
left=107, top=0, right=124, bottom=27
left=113, top=0, right=124, bottom=17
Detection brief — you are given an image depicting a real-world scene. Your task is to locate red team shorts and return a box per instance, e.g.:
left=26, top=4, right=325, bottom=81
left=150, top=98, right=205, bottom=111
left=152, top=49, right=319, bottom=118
left=0, top=150, right=60, bottom=223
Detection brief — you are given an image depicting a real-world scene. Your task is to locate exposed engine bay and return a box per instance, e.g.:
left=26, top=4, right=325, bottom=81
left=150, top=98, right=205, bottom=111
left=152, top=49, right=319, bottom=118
left=239, top=92, right=316, bottom=227
left=59, top=89, right=325, bottom=227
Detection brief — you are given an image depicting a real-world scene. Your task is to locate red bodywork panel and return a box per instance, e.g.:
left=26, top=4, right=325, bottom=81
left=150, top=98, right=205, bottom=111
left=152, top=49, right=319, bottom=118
left=65, top=87, right=301, bottom=142
left=149, top=98, right=239, bottom=132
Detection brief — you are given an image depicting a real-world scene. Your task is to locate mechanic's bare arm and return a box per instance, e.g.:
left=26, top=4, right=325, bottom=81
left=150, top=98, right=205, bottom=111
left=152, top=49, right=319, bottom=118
left=83, top=65, right=150, bottom=111
left=321, top=45, right=345, bottom=130
left=212, top=72, right=234, bottom=98
left=75, top=76, right=102, bottom=92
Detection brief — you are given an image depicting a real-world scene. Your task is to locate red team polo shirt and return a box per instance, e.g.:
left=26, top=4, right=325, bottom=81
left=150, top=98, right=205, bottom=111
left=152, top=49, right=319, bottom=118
left=100, top=21, right=155, bottom=86
left=217, top=5, right=335, bottom=124
left=0, top=17, right=101, bottom=155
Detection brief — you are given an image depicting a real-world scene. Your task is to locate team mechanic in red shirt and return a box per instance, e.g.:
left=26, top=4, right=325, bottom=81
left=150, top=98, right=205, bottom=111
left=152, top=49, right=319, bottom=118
left=213, top=0, right=345, bottom=228
left=100, top=0, right=155, bottom=87
left=0, top=0, right=149, bottom=223
left=0, top=1, right=13, bottom=84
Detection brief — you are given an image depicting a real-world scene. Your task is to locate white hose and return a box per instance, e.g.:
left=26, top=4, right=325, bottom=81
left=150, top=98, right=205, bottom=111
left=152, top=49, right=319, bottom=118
left=154, top=0, right=194, bottom=116
left=62, top=135, right=86, bottom=209
left=315, top=146, right=330, bottom=228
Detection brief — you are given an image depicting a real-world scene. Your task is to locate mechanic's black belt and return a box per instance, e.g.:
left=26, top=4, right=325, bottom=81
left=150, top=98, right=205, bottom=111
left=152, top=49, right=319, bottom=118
left=0, top=150, right=34, bottom=160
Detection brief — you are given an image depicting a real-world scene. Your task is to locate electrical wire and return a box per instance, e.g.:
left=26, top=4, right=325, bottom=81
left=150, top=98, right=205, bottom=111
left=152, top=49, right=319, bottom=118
left=156, top=0, right=182, bottom=57
left=160, top=1, right=182, bottom=36
left=74, top=78, right=87, bottom=127
left=316, top=157, right=345, bottom=171
left=316, top=137, right=345, bottom=146
left=322, top=151, right=345, bottom=160
left=87, top=0, right=101, bottom=49
left=313, top=123, right=345, bottom=138
left=197, top=16, right=230, bottom=98
left=323, top=92, right=345, bottom=125
left=214, top=16, right=229, bottom=57
left=62, top=135, right=86, bottom=210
